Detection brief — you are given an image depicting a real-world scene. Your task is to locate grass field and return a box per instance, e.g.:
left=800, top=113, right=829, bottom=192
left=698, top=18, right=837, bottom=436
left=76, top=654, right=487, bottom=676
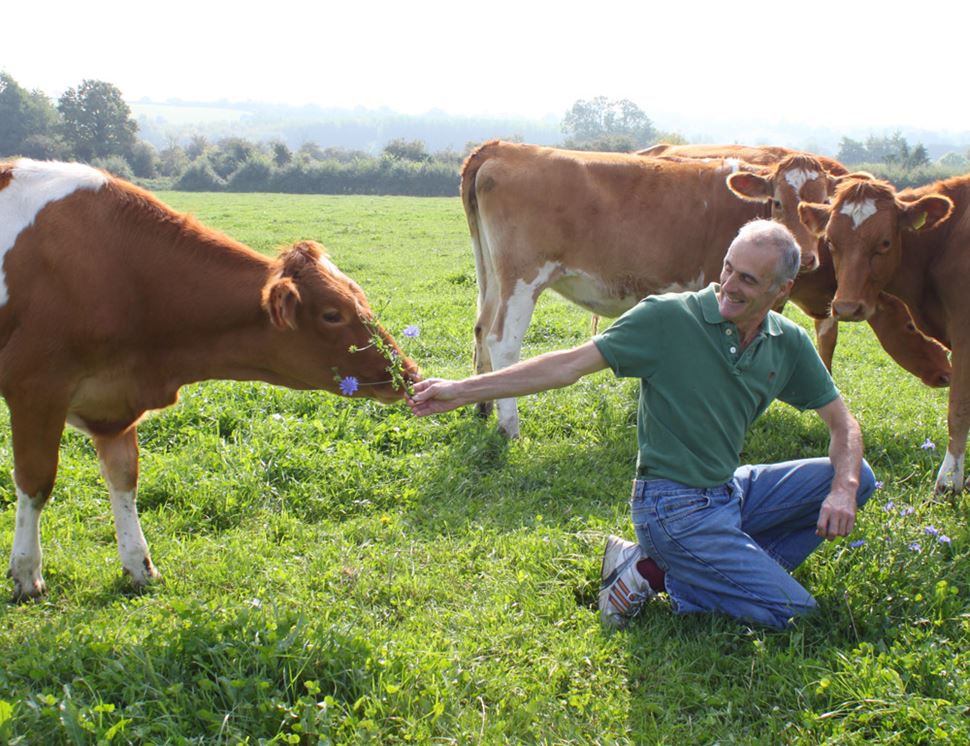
left=0, top=192, right=967, bottom=744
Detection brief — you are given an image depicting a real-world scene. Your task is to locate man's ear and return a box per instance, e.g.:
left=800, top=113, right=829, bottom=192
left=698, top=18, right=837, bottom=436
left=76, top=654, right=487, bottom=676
left=263, top=277, right=301, bottom=330
left=798, top=202, right=833, bottom=237
left=726, top=171, right=772, bottom=201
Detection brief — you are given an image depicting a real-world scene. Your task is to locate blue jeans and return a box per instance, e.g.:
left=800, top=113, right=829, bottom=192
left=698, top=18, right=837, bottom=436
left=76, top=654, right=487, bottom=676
left=631, top=458, right=876, bottom=629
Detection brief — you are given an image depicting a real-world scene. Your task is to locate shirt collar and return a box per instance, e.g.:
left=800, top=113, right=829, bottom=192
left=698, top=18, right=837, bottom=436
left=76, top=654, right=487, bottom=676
left=702, top=283, right=785, bottom=337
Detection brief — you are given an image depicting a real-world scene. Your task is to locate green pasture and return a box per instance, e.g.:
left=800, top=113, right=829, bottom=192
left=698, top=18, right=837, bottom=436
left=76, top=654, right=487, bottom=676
left=0, top=193, right=967, bottom=744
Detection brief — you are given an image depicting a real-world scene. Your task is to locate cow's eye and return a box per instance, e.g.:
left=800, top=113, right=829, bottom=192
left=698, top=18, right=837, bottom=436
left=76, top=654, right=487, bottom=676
left=322, top=310, right=343, bottom=324
left=773, top=200, right=782, bottom=209
left=876, top=239, right=892, bottom=253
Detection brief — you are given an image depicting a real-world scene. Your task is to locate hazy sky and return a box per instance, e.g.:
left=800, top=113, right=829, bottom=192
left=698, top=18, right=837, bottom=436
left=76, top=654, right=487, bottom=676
left=5, top=1, right=969, bottom=133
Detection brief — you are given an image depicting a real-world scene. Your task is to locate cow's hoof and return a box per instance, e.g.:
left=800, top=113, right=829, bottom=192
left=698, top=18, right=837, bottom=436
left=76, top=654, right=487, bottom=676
left=124, top=558, right=162, bottom=590
left=11, top=577, right=46, bottom=603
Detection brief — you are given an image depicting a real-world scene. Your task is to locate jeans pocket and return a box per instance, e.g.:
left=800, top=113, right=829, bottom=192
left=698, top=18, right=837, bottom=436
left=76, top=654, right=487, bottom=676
left=656, top=491, right=711, bottom=533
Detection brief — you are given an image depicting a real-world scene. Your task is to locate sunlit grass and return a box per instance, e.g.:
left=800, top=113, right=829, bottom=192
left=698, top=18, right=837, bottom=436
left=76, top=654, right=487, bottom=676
left=0, top=193, right=966, bottom=744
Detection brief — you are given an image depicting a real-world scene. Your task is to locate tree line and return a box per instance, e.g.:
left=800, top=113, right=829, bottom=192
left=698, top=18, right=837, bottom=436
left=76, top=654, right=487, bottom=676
left=2, top=72, right=965, bottom=195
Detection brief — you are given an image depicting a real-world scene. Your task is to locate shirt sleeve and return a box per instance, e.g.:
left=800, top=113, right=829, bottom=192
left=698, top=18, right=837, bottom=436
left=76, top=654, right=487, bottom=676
left=592, top=296, right=669, bottom=379
left=776, top=326, right=840, bottom=411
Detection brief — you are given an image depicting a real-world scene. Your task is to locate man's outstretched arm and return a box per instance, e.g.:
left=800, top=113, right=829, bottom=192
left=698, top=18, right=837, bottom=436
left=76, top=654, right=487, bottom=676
left=407, top=341, right=609, bottom=417
left=815, top=396, right=864, bottom=539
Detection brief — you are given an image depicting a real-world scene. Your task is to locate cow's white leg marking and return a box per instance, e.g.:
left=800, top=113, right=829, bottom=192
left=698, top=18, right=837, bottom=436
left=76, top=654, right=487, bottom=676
left=935, top=450, right=965, bottom=493
left=107, top=486, right=157, bottom=586
left=489, top=262, right=559, bottom=437
left=8, top=485, right=46, bottom=599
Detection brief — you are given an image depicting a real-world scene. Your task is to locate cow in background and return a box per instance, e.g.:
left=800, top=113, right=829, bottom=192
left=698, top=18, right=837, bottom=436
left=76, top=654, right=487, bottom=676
left=639, top=142, right=850, bottom=177
left=799, top=175, right=963, bottom=491
left=0, top=159, right=417, bottom=599
left=461, top=141, right=837, bottom=437
left=637, top=144, right=951, bottom=387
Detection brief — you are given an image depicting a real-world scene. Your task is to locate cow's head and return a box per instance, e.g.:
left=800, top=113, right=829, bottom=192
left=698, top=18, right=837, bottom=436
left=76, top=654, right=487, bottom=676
left=261, top=241, right=418, bottom=401
left=726, top=154, right=838, bottom=272
left=798, top=177, right=953, bottom=321
left=872, top=292, right=952, bottom=387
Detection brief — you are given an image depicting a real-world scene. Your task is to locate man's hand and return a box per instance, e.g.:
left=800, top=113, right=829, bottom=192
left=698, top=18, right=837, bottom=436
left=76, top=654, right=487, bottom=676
left=406, top=378, right=466, bottom=417
left=816, top=489, right=857, bottom=539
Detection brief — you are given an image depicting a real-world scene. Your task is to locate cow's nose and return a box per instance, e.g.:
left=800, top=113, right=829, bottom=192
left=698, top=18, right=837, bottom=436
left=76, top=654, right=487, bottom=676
left=799, top=253, right=819, bottom=273
left=832, top=300, right=866, bottom=321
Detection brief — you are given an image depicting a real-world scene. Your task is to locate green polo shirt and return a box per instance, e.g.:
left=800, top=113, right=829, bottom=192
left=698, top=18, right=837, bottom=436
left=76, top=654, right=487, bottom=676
left=593, top=284, right=839, bottom=487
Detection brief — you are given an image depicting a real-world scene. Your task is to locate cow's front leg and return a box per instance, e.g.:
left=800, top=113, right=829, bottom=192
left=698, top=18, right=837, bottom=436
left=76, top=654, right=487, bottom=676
left=6, top=391, right=68, bottom=601
left=93, top=428, right=160, bottom=588
left=8, top=486, right=48, bottom=601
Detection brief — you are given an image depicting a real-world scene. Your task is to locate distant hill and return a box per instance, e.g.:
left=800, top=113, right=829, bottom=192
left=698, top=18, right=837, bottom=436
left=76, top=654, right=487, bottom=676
left=131, top=100, right=563, bottom=154
left=130, top=99, right=970, bottom=161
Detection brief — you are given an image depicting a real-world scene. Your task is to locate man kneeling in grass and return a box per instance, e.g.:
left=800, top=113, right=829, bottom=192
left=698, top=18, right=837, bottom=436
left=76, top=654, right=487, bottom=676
left=408, top=220, right=876, bottom=629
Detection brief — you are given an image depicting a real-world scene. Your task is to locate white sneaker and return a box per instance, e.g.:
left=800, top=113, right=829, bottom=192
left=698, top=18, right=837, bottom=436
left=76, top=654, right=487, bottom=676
left=598, top=535, right=653, bottom=628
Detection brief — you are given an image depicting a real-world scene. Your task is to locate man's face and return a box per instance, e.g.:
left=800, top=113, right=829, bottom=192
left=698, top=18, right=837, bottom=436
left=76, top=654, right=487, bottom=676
left=717, top=239, right=793, bottom=332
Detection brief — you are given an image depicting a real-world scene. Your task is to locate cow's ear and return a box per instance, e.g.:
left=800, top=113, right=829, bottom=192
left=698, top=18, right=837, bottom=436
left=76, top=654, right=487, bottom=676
left=263, top=277, right=301, bottom=330
left=900, top=194, right=953, bottom=232
left=726, top=171, right=772, bottom=201
left=798, top=202, right=833, bottom=237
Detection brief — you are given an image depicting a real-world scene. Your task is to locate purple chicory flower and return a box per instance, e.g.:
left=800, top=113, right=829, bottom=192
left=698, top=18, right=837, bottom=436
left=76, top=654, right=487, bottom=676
left=339, top=376, right=359, bottom=396
left=938, top=535, right=952, bottom=545
left=924, top=525, right=940, bottom=536
left=403, top=325, right=420, bottom=338
left=875, top=480, right=884, bottom=489
left=849, top=539, right=866, bottom=548
left=909, top=542, right=922, bottom=553
left=900, top=507, right=915, bottom=517
left=921, top=438, right=936, bottom=451
left=883, top=500, right=896, bottom=512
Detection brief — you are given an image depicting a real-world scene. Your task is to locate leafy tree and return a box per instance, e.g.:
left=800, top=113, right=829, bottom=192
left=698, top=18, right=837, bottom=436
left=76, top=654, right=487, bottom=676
left=938, top=151, right=967, bottom=168
left=562, top=96, right=656, bottom=150
left=837, top=137, right=868, bottom=164
left=907, top=143, right=929, bottom=169
left=159, top=144, right=190, bottom=177
left=128, top=141, right=159, bottom=179
left=0, top=72, right=61, bottom=157
left=186, top=134, right=209, bottom=161
left=57, top=79, right=138, bottom=161
left=208, top=137, right=259, bottom=179
left=269, top=140, right=292, bottom=167
left=383, top=138, right=430, bottom=162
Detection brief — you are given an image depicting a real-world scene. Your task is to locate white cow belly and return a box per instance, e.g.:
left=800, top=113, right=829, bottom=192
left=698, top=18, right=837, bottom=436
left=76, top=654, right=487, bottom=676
left=551, top=269, right=706, bottom=318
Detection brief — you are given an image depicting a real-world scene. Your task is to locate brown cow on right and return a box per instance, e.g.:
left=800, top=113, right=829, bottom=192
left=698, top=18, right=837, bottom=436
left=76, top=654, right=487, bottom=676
left=799, top=175, right=962, bottom=492
left=639, top=144, right=951, bottom=388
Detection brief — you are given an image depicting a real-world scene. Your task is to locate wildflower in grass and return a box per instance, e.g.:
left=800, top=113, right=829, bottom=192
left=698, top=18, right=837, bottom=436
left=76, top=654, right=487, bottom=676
left=849, top=539, right=866, bottom=548
left=403, top=325, right=420, bottom=338
left=339, top=376, right=359, bottom=396
left=909, top=542, right=922, bottom=553
left=875, top=480, right=884, bottom=489
left=938, top=535, right=952, bottom=545
left=883, top=500, right=895, bottom=512
left=924, top=525, right=939, bottom=536
left=900, top=506, right=915, bottom=517
left=921, top=438, right=936, bottom=450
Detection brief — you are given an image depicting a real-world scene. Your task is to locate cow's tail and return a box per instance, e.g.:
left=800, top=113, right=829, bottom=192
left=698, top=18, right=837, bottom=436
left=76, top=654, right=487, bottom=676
left=460, top=140, right=501, bottom=414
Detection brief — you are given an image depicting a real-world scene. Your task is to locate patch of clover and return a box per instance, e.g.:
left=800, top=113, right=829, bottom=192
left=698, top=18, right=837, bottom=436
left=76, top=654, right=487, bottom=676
left=333, top=318, right=419, bottom=397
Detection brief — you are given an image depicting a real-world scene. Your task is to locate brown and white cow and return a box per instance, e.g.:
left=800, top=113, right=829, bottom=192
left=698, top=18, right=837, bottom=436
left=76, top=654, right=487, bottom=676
left=636, top=145, right=951, bottom=387
left=0, top=159, right=417, bottom=599
left=462, top=141, right=838, bottom=436
left=639, top=142, right=850, bottom=177
left=799, top=175, right=964, bottom=491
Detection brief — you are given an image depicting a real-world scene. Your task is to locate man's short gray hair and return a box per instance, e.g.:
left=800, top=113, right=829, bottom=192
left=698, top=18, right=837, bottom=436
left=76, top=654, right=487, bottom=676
left=729, top=220, right=801, bottom=288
